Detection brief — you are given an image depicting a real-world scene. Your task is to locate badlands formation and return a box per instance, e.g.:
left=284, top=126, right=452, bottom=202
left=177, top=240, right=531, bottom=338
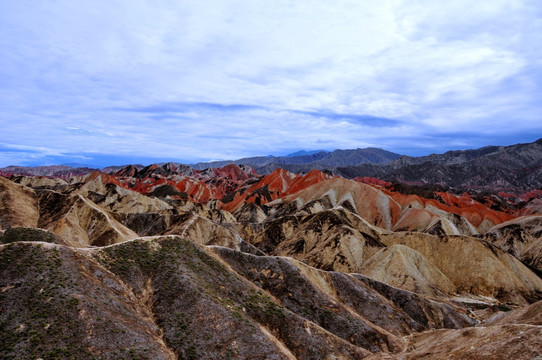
left=0, top=158, right=541, bottom=359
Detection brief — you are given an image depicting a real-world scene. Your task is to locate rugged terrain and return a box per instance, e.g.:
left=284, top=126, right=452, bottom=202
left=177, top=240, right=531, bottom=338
left=1, top=142, right=541, bottom=359
left=191, top=147, right=401, bottom=171
left=337, top=138, right=542, bottom=192
left=3, top=138, right=540, bottom=192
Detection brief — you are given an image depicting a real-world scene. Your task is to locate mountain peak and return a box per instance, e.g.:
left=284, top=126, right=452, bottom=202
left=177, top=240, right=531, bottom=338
left=285, top=150, right=328, bottom=157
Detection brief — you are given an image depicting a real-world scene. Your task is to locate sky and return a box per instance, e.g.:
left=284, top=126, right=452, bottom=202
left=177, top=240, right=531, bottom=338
left=1, top=0, right=542, bottom=168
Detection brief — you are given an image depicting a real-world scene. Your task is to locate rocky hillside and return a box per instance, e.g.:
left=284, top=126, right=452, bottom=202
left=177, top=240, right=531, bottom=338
left=337, top=138, right=542, bottom=192
left=191, top=147, right=401, bottom=170
left=1, top=161, right=541, bottom=358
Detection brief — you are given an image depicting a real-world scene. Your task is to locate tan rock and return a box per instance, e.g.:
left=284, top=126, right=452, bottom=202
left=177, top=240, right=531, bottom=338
left=163, top=214, right=241, bottom=250
left=0, top=177, right=39, bottom=229
left=426, top=212, right=479, bottom=236
left=392, top=208, right=438, bottom=232
left=487, top=300, right=542, bottom=326
left=234, top=202, right=268, bottom=222
left=398, top=324, right=542, bottom=360
left=483, top=215, right=542, bottom=271
left=38, top=190, right=137, bottom=247
left=361, top=244, right=457, bottom=297
left=381, top=232, right=542, bottom=304
left=272, top=177, right=402, bottom=230
left=72, top=179, right=174, bottom=214
left=12, top=175, right=68, bottom=189
left=239, top=208, right=386, bottom=273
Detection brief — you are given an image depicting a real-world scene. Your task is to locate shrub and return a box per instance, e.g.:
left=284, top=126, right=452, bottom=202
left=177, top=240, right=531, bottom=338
left=0, top=227, right=57, bottom=244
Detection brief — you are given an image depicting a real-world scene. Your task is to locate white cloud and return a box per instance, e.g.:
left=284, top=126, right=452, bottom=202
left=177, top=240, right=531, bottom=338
left=0, top=0, right=541, bottom=166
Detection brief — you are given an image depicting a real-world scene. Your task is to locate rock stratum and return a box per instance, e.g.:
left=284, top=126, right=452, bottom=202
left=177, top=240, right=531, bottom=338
left=1, top=150, right=541, bottom=359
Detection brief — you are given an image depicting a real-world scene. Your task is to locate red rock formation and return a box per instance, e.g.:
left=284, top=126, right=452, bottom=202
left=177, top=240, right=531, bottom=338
left=379, top=190, right=513, bottom=232
left=354, top=176, right=392, bottom=187
left=221, top=168, right=332, bottom=212
left=57, top=165, right=530, bottom=232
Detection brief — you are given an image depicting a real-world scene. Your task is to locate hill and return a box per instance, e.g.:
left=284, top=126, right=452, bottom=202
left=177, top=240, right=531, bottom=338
left=0, top=142, right=541, bottom=358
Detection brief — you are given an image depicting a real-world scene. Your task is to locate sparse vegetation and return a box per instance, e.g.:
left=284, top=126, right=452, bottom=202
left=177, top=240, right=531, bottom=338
left=0, top=243, right=90, bottom=359
left=0, top=227, right=57, bottom=244
left=148, top=184, right=183, bottom=198
left=244, top=289, right=285, bottom=319
left=388, top=182, right=447, bottom=200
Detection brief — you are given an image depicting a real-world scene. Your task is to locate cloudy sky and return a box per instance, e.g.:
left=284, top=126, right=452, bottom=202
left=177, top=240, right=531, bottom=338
left=1, top=0, right=541, bottom=167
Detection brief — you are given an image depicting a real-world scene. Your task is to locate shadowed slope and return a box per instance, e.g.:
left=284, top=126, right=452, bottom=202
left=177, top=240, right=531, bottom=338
left=2, top=238, right=378, bottom=359
left=0, top=242, right=176, bottom=359
left=212, top=247, right=472, bottom=335
left=482, top=215, right=542, bottom=272
left=238, top=208, right=386, bottom=273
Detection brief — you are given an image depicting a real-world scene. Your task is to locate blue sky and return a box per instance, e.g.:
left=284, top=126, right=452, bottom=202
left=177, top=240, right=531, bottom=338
left=1, top=0, right=542, bottom=167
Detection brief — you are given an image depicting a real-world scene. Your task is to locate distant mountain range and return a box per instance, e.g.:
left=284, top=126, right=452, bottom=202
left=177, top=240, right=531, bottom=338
left=336, top=139, right=542, bottom=192
left=285, top=149, right=326, bottom=157
left=190, top=147, right=401, bottom=170
left=0, top=165, right=95, bottom=178
left=1, top=139, right=541, bottom=192
left=189, top=139, right=542, bottom=191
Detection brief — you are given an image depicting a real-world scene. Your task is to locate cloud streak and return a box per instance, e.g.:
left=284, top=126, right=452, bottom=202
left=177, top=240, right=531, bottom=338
left=1, top=0, right=541, bottom=167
